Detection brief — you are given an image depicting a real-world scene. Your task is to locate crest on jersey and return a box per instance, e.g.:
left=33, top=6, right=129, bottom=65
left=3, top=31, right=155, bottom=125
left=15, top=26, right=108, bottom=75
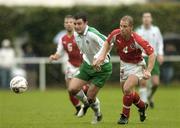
left=130, top=43, right=136, bottom=49
left=86, top=40, right=89, bottom=44
left=123, top=46, right=128, bottom=53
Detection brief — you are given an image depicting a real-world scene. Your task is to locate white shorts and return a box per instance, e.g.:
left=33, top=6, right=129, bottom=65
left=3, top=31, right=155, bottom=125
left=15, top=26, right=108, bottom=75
left=120, top=60, right=146, bottom=82
left=65, top=62, right=80, bottom=80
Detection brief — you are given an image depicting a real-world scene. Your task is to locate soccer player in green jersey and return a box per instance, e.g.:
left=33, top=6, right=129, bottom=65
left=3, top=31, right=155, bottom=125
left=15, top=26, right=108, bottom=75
left=68, top=12, right=112, bottom=124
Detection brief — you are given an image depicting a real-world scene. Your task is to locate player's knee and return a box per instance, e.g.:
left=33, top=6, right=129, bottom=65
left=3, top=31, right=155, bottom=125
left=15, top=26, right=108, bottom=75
left=68, top=86, right=78, bottom=95
left=123, top=86, right=131, bottom=95
left=139, top=79, right=147, bottom=87
left=152, top=80, right=159, bottom=86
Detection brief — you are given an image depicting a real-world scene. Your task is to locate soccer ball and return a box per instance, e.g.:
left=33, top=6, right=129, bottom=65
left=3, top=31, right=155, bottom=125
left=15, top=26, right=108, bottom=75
left=10, top=76, right=28, bottom=94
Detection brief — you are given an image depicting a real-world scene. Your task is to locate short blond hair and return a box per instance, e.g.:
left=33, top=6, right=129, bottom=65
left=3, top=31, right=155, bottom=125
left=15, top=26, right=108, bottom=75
left=121, top=15, right=134, bottom=27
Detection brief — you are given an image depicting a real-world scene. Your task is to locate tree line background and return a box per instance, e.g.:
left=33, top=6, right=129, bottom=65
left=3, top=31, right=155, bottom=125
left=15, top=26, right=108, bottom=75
left=0, top=3, right=179, bottom=84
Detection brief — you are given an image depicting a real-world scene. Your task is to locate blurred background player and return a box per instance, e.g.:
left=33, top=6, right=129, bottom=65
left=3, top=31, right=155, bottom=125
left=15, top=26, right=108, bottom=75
left=68, top=12, right=112, bottom=124
left=49, top=15, right=88, bottom=115
left=136, top=12, right=164, bottom=108
left=0, top=39, right=15, bottom=89
left=93, top=15, right=155, bottom=124
left=53, top=29, right=69, bottom=74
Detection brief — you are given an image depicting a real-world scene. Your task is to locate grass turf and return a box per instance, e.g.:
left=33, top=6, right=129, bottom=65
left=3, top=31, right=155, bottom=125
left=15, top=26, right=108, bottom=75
left=1, top=85, right=180, bottom=128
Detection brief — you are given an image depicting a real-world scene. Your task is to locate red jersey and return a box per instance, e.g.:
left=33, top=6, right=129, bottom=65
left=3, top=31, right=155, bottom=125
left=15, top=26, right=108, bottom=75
left=107, top=29, right=154, bottom=64
left=61, top=34, right=83, bottom=67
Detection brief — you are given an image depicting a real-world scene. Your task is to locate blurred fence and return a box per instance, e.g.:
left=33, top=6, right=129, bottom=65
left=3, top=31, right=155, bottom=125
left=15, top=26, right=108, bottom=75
left=15, top=55, right=180, bottom=91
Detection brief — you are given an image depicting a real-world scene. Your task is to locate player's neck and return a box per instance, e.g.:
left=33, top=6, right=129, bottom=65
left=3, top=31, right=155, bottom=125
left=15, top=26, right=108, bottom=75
left=144, top=24, right=151, bottom=29
left=67, top=31, right=73, bottom=37
left=123, top=34, right=131, bottom=41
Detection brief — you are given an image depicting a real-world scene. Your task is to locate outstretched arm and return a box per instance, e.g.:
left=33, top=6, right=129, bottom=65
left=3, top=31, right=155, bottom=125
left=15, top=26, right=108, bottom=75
left=49, top=40, right=64, bottom=62
left=93, top=41, right=111, bottom=67
left=49, top=53, right=61, bottom=61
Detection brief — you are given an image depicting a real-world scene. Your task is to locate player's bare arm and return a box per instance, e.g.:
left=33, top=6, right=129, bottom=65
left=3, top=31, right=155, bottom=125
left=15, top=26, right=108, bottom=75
left=49, top=53, right=60, bottom=61
left=93, top=41, right=110, bottom=68
left=143, top=52, right=155, bottom=79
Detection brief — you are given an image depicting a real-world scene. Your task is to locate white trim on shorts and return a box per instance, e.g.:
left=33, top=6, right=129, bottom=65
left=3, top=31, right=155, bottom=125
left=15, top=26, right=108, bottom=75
left=65, top=61, right=80, bottom=80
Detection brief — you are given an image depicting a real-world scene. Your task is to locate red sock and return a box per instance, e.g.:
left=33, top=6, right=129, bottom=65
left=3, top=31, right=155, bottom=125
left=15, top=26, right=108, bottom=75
left=122, top=93, right=133, bottom=118
left=69, top=94, right=80, bottom=106
left=133, top=91, right=145, bottom=109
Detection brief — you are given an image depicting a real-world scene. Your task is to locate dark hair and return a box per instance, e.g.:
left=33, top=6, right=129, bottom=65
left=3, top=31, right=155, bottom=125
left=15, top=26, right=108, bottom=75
left=74, top=12, right=88, bottom=22
left=142, top=12, right=152, bottom=17
left=121, top=15, right=134, bottom=27
left=65, top=15, right=74, bottom=19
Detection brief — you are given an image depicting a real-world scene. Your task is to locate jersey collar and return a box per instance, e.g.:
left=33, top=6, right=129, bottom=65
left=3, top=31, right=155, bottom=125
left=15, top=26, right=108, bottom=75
left=83, top=25, right=89, bottom=36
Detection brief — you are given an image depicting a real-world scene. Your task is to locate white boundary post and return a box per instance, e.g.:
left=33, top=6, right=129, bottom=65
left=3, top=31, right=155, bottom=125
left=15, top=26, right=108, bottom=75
left=39, top=59, right=46, bottom=91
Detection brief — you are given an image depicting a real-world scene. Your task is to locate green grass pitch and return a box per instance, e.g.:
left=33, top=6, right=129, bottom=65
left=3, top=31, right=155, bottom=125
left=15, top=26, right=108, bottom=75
left=1, top=84, right=180, bottom=128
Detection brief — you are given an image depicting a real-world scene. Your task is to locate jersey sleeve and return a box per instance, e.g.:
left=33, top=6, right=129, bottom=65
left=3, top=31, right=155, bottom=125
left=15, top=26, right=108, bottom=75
left=156, top=27, right=164, bottom=55
left=133, top=32, right=154, bottom=55
left=56, top=37, right=65, bottom=56
left=107, top=29, right=120, bottom=45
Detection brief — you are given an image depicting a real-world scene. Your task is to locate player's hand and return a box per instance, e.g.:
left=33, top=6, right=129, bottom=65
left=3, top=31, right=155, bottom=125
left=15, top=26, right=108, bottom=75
left=92, top=56, right=105, bottom=72
left=93, top=64, right=102, bottom=72
left=93, top=55, right=105, bottom=68
left=143, top=69, right=151, bottom=80
left=157, top=55, right=164, bottom=65
left=49, top=54, right=60, bottom=62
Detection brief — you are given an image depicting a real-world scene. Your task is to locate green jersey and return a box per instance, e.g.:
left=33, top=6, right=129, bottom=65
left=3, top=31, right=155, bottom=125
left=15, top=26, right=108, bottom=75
left=74, top=25, right=110, bottom=65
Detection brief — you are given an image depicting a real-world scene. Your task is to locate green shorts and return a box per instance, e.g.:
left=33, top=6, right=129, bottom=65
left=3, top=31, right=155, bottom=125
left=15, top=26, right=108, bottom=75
left=144, top=57, right=160, bottom=75
left=75, top=61, right=112, bottom=88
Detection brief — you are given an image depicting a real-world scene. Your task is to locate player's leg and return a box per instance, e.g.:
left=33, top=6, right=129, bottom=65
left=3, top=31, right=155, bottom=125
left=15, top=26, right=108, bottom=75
left=133, top=80, right=148, bottom=122
left=139, top=57, right=148, bottom=103
left=118, top=74, right=138, bottom=124
left=86, top=84, right=102, bottom=124
left=89, top=62, right=112, bottom=124
left=69, top=62, right=92, bottom=107
left=66, top=79, right=81, bottom=115
left=69, top=63, right=90, bottom=118
left=68, top=77, right=89, bottom=105
left=134, top=64, right=149, bottom=122
left=148, top=59, right=160, bottom=108
left=139, top=79, right=148, bottom=103
left=65, top=63, right=83, bottom=115
left=78, top=62, right=112, bottom=123
left=148, top=75, right=159, bottom=108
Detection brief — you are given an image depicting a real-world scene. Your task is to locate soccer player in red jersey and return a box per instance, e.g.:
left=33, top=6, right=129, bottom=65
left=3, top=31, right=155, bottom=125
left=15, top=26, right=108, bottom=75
left=49, top=15, right=88, bottom=115
left=93, top=15, right=155, bottom=124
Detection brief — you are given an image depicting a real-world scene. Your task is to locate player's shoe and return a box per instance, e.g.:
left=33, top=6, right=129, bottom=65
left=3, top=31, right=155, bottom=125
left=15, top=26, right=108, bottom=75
left=117, top=114, right=128, bottom=124
left=91, top=113, right=103, bottom=124
left=77, top=104, right=89, bottom=117
left=74, top=106, right=81, bottom=116
left=138, top=103, right=148, bottom=122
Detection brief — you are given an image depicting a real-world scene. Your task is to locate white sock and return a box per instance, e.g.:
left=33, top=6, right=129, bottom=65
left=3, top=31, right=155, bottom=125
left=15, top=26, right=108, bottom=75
left=76, top=90, right=89, bottom=105
left=139, top=87, right=148, bottom=103
left=91, top=98, right=101, bottom=116
left=147, top=79, right=152, bottom=98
